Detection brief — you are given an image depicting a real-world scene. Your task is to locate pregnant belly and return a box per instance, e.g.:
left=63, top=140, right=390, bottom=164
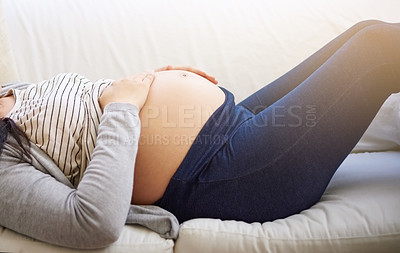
left=132, top=70, right=225, bottom=204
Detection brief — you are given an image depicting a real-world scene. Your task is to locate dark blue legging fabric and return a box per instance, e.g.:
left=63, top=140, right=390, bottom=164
left=156, top=20, right=400, bottom=223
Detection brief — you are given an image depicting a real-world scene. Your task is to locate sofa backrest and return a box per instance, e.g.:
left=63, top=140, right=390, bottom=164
left=0, top=0, right=19, bottom=84
left=2, top=0, right=400, bottom=101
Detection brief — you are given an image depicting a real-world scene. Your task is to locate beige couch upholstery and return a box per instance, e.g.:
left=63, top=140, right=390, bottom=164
left=0, top=1, right=18, bottom=84
left=1, top=0, right=399, bottom=252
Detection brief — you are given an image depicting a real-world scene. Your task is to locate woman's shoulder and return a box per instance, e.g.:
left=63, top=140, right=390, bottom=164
left=1, top=73, right=87, bottom=93
left=1, top=82, right=32, bottom=97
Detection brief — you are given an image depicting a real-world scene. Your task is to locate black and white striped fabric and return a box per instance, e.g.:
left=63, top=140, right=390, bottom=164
left=6, top=73, right=112, bottom=186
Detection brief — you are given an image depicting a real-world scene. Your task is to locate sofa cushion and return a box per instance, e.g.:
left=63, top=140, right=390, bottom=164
left=0, top=225, right=174, bottom=253
left=353, top=92, right=400, bottom=152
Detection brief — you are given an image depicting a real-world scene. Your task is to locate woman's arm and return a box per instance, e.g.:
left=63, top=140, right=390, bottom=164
left=0, top=103, right=140, bottom=249
left=0, top=73, right=155, bottom=249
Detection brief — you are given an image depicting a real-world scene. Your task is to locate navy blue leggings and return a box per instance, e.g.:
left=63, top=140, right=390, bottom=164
left=156, top=20, right=400, bottom=223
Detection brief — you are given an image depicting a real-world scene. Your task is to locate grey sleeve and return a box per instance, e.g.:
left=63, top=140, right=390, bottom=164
left=0, top=103, right=141, bottom=249
left=126, top=205, right=180, bottom=239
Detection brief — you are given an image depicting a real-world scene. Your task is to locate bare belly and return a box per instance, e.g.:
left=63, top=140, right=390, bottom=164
left=131, top=70, right=225, bottom=204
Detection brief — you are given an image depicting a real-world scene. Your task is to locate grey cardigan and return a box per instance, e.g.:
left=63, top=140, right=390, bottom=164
left=0, top=82, right=179, bottom=249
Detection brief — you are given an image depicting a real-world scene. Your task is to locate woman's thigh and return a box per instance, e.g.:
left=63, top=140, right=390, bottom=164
left=238, top=20, right=396, bottom=113
left=213, top=22, right=400, bottom=179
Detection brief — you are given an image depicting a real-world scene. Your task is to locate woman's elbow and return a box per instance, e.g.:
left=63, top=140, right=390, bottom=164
left=64, top=228, right=121, bottom=249
left=80, top=223, right=123, bottom=249
left=54, top=220, right=123, bottom=249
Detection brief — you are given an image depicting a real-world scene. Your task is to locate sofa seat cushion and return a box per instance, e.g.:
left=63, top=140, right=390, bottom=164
left=0, top=225, right=174, bottom=253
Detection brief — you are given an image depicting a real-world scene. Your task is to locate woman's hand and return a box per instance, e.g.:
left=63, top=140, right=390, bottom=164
left=99, top=72, right=155, bottom=111
left=155, top=65, right=218, bottom=84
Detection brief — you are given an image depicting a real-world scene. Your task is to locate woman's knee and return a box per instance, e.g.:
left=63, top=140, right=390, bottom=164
left=351, top=19, right=387, bottom=31
left=350, top=20, right=400, bottom=41
left=352, top=23, right=400, bottom=56
left=343, top=20, right=400, bottom=54
left=360, top=22, right=399, bottom=38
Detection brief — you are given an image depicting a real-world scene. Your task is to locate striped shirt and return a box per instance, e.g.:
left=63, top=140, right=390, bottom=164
left=6, top=73, right=113, bottom=186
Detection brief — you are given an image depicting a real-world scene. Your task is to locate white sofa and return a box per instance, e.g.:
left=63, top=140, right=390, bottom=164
left=1, top=0, right=399, bottom=252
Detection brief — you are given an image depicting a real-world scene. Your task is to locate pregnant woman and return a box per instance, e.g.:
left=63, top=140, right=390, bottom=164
left=0, top=20, right=399, bottom=249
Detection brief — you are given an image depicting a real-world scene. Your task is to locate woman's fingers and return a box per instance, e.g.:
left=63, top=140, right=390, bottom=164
left=134, top=71, right=155, bottom=83
left=99, top=72, right=155, bottom=111
left=142, top=73, right=155, bottom=83
left=155, top=65, right=218, bottom=84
